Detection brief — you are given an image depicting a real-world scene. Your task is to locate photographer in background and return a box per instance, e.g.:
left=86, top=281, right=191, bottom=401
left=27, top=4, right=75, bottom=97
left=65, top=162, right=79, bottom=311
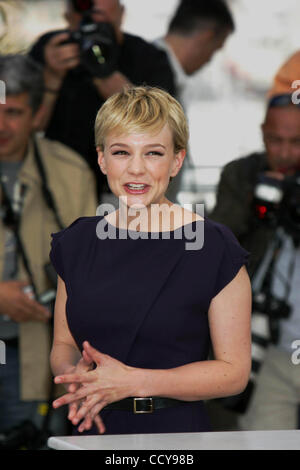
left=155, top=0, right=234, bottom=102
left=29, top=0, right=176, bottom=201
left=154, top=0, right=234, bottom=205
left=209, top=94, right=300, bottom=430
left=0, top=54, right=97, bottom=448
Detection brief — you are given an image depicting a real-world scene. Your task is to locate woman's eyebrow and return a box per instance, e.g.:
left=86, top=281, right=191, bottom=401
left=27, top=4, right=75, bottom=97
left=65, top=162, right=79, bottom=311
left=144, top=143, right=166, bottom=149
left=109, top=143, right=166, bottom=149
left=110, top=143, right=130, bottom=148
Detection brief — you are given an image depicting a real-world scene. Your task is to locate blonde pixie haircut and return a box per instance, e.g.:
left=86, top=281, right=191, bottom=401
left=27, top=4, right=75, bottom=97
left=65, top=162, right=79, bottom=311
left=95, top=86, right=189, bottom=153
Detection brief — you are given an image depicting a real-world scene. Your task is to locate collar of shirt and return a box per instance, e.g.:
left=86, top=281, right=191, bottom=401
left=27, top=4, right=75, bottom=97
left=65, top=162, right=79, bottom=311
left=154, top=37, right=188, bottom=97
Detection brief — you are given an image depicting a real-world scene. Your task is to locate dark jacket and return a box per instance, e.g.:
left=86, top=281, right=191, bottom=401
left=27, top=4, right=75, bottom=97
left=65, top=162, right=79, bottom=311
left=209, top=152, right=276, bottom=278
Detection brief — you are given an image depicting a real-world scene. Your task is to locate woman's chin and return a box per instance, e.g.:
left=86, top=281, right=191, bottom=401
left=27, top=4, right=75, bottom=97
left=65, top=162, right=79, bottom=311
left=116, top=193, right=151, bottom=210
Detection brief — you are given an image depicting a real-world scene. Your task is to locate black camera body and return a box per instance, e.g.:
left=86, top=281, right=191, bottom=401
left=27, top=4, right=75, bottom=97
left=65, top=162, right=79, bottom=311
left=63, top=12, right=119, bottom=78
left=253, top=171, right=300, bottom=241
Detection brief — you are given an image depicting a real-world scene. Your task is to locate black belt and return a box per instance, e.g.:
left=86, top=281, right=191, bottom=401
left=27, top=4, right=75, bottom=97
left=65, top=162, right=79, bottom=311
left=103, top=397, right=188, bottom=414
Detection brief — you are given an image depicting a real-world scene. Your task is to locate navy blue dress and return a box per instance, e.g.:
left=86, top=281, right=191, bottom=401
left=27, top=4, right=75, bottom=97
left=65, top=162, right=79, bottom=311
left=49, top=215, right=249, bottom=435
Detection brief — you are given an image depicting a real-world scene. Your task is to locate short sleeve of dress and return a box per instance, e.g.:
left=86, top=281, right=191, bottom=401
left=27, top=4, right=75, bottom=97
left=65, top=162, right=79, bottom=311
left=49, top=217, right=87, bottom=282
left=49, top=230, right=66, bottom=281
left=212, top=222, right=250, bottom=298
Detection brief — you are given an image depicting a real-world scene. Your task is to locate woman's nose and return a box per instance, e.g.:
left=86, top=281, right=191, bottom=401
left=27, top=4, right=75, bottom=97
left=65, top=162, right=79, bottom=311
left=127, top=155, right=146, bottom=174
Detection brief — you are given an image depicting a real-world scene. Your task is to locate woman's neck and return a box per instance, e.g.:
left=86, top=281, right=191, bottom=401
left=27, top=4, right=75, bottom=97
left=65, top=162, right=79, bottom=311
left=105, top=201, right=201, bottom=232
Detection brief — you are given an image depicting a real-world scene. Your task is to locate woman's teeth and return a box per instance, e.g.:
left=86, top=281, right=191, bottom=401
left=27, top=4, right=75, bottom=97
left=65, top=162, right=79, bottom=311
left=127, top=184, right=146, bottom=189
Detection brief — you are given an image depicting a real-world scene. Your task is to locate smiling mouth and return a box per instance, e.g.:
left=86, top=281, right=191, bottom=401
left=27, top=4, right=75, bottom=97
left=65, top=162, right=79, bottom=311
left=124, top=183, right=150, bottom=194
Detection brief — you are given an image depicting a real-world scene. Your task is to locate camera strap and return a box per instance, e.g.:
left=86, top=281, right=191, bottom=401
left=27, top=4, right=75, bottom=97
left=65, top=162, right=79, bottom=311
left=0, top=176, right=38, bottom=297
left=33, top=138, right=65, bottom=231
left=0, top=138, right=66, bottom=295
left=270, top=230, right=298, bottom=303
left=252, top=227, right=297, bottom=303
left=251, top=228, right=283, bottom=295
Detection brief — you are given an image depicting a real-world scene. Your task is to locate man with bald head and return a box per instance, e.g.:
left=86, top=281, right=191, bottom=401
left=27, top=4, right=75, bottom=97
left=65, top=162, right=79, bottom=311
left=29, top=0, right=175, bottom=200
left=210, top=94, right=300, bottom=430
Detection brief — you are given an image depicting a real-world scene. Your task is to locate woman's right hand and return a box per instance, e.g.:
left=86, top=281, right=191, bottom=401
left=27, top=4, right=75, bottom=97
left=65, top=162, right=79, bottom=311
left=64, top=349, right=106, bottom=434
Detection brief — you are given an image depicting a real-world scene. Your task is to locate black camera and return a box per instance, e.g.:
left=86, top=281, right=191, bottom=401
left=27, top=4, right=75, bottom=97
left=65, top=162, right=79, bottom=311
left=63, top=8, right=119, bottom=78
left=253, top=171, right=300, bottom=242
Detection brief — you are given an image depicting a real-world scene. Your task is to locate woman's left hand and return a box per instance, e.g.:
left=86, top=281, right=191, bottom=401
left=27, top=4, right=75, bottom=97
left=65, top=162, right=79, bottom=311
left=52, top=341, right=135, bottom=424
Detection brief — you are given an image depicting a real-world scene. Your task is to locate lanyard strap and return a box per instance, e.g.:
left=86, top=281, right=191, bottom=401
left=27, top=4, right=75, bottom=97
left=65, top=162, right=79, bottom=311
left=0, top=138, right=66, bottom=294
left=0, top=177, right=38, bottom=297
left=252, top=227, right=297, bottom=303
left=270, top=230, right=298, bottom=303
left=33, top=138, right=65, bottom=231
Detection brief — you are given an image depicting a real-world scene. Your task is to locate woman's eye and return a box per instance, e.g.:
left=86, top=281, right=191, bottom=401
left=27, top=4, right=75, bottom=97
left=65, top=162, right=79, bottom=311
left=112, top=150, right=128, bottom=156
left=147, top=151, right=164, bottom=156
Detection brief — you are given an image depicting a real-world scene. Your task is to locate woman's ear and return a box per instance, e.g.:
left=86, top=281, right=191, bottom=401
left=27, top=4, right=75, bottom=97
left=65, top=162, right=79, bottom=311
left=97, top=146, right=107, bottom=175
left=170, top=149, right=186, bottom=177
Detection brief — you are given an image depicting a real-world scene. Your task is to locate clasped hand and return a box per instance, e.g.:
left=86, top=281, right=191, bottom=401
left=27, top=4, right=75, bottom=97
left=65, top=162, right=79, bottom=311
left=52, top=341, right=134, bottom=434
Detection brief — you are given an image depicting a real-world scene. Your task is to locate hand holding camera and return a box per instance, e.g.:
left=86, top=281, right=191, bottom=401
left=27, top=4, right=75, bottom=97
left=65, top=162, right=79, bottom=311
left=0, top=280, right=51, bottom=323
left=44, top=17, right=119, bottom=83
left=44, top=32, right=81, bottom=82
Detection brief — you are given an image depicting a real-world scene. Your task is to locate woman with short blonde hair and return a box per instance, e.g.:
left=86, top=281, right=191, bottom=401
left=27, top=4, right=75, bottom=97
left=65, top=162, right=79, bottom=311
left=95, top=86, right=189, bottom=153
left=49, top=86, right=251, bottom=436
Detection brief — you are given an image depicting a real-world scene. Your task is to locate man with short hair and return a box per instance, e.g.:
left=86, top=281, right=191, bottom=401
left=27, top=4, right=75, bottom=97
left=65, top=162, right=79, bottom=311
left=155, top=0, right=235, bottom=100
left=154, top=0, right=234, bottom=204
left=210, top=94, right=300, bottom=430
left=30, top=0, right=176, bottom=200
left=0, top=54, right=97, bottom=442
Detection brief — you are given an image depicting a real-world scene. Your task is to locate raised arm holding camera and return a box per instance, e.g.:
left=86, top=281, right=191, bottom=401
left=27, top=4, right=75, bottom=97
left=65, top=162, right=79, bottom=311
left=29, top=0, right=176, bottom=200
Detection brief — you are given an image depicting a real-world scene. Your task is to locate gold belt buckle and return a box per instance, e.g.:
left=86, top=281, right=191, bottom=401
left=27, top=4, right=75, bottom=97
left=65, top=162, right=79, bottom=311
left=133, top=397, right=153, bottom=414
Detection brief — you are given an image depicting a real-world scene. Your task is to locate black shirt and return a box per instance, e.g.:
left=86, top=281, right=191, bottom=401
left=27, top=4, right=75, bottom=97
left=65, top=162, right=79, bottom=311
left=29, top=30, right=176, bottom=197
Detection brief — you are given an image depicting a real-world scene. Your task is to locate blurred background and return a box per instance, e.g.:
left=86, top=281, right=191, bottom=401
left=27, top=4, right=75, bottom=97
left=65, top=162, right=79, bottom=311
left=2, top=0, right=300, bottom=208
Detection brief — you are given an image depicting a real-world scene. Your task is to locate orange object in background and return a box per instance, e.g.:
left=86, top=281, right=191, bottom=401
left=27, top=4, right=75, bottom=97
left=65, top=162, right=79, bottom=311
left=268, top=50, right=300, bottom=98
